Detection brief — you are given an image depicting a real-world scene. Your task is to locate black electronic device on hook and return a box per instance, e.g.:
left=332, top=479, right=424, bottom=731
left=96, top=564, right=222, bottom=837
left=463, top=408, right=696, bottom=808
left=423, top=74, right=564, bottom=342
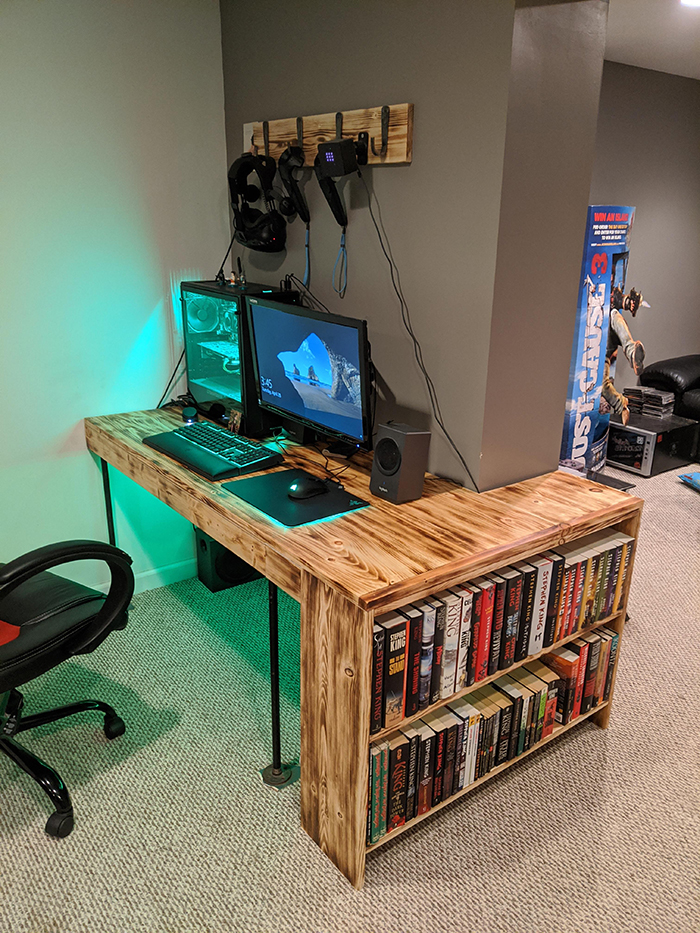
left=227, top=153, right=287, bottom=252
left=314, top=125, right=368, bottom=227
left=278, top=146, right=310, bottom=223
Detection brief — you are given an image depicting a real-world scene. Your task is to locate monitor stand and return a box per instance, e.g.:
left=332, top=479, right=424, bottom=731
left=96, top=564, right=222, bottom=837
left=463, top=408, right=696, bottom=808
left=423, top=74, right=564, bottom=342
left=222, top=469, right=369, bottom=527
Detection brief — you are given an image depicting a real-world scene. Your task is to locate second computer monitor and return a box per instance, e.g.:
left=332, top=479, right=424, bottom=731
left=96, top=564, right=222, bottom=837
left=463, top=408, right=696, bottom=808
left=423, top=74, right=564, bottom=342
left=247, top=297, right=372, bottom=448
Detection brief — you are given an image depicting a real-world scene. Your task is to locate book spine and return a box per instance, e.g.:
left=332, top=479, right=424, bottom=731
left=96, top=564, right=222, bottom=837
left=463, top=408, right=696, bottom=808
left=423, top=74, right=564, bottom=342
left=614, top=540, right=635, bottom=613
left=567, top=561, right=584, bottom=635
left=555, top=566, right=572, bottom=643
left=488, top=579, right=506, bottom=675
left=507, top=694, right=523, bottom=760
left=369, top=745, right=382, bottom=844
left=528, top=562, right=552, bottom=655
left=475, top=586, right=494, bottom=682
left=417, top=733, right=435, bottom=816
left=378, top=743, right=388, bottom=837
left=418, top=606, right=436, bottom=710
left=603, top=630, right=620, bottom=701
left=431, top=727, right=446, bottom=806
left=430, top=603, right=447, bottom=705
left=594, top=637, right=611, bottom=706
left=387, top=742, right=409, bottom=832
left=455, top=594, right=473, bottom=692
left=404, top=732, right=420, bottom=821
left=467, top=713, right=481, bottom=783
left=544, top=554, right=565, bottom=647
left=466, top=590, right=483, bottom=687
left=454, top=715, right=468, bottom=792
left=442, top=723, right=458, bottom=801
left=604, top=545, right=623, bottom=617
left=582, top=638, right=601, bottom=712
left=541, top=680, right=561, bottom=738
left=405, top=613, right=423, bottom=717
left=440, top=600, right=462, bottom=699
left=515, top=568, right=536, bottom=662
left=383, top=620, right=408, bottom=728
left=594, top=548, right=611, bottom=621
left=518, top=693, right=530, bottom=754
left=495, top=701, right=513, bottom=766
left=370, top=626, right=385, bottom=735
left=488, top=709, right=501, bottom=771
left=500, top=576, right=523, bottom=669
left=534, top=687, right=547, bottom=744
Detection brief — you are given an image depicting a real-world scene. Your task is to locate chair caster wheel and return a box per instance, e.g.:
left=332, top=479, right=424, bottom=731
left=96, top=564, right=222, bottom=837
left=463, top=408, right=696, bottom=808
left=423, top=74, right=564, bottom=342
left=103, top=714, right=125, bottom=740
left=45, top=810, right=74, bottom=838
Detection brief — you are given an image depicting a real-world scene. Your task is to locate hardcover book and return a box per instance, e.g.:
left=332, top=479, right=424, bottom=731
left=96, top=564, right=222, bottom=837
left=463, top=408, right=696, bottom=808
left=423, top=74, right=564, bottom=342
left=513, top=561, right=537, bottom=662
left=387, top=732, right=410, bottom=832
left=497, top=567, right=523, bottom=670
left=510, top=669, right=548, bottom=745
left=400, top=605, right=424, bottom=718
left=594, top=630, right=613, bottom=707
left=579, top=632, right=602, bottom=712
left=568, top=638, right=591, bottom=717
left=436, top=590, right=463, bottom=699
left=414, top=601, right=436, bottom=711
left=422, top=709, right=448, bottom=806
left=370, top=624, right=385, bottom=735
left=542, top=551, right=565, bottom=647
left=524, top=659, right=562, bottom=739
left=599, top=625, right=620, bottom=700
left=472, top=577, right=495, bottom=682
left=429, top=599, right=447, bottom=705
left=377, top=611, right=409, bottom=729
left=450, top=584, right=474, bottom=692
left=399, top=723, right=422, bottom=822
left=613, top=534, right=635, bottom=613
left=416, top=722, right=436, bottom=815
left=449, top=696, right=481, bottom=787
left=440, top=710, right=462, bottom=801
left=493, top=675, right=525, bottom=761
left=486, top=573, right=507, bottom=676
left=463, top=583, right=482, bottom=687
left=527, top=556, right=553, bottom=656
left=545, top=646, right=580, bottom=723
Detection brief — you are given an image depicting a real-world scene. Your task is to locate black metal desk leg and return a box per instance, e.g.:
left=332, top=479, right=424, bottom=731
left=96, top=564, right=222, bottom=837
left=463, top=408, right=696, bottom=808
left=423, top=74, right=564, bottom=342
left=261, top=580, right=293, bottom=787
left=101, top=458, right=116, bottom=546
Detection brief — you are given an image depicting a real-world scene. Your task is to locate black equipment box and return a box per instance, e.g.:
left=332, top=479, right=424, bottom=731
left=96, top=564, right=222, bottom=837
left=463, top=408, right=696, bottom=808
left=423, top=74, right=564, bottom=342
left=606, top=412, right=698, bottom=477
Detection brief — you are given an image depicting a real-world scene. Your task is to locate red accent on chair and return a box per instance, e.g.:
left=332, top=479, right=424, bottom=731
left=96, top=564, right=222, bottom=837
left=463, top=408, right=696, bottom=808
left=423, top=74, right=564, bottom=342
left=0, top=620, right=20, bottom=646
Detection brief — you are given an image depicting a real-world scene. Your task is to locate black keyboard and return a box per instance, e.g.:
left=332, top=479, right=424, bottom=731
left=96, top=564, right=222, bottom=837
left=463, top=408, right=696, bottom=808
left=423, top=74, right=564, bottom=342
left=143, top=421, right=284, bottom=481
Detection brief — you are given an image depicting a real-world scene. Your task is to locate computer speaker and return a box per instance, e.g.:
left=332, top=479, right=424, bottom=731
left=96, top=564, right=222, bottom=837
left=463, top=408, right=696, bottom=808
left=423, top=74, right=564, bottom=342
left=194, top=528, right=261, bottom=592
left=369, top=423, right=431, bottom=504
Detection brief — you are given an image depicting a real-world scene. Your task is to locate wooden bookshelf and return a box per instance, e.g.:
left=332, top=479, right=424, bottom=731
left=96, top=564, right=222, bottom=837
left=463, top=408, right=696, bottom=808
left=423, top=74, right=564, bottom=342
left=367, top=700, right=609, bottom=852
left=85, top=410, right=642, bottom=891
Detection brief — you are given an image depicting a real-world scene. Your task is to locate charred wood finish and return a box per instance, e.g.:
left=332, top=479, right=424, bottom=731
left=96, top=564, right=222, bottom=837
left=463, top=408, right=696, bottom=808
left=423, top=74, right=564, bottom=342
left=84, top=410, right=643, bottom=888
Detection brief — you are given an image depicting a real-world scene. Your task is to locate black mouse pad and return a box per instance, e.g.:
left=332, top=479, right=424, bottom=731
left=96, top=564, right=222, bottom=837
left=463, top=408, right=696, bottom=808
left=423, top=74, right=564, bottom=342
left=222, top=469, right=369, bottom=527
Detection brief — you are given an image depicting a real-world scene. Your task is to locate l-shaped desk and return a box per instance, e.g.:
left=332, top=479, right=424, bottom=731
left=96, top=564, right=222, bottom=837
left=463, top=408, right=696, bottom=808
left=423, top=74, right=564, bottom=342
left=84, top=409, right=642, bottom=888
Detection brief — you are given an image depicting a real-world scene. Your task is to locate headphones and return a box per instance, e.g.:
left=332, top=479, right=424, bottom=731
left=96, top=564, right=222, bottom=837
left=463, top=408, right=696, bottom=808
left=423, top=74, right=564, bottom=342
left=227, top=153, right=287, bottom=252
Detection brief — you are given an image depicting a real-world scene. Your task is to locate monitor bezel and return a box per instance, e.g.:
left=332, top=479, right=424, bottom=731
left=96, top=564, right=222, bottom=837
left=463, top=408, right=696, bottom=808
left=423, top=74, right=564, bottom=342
left=246, top=296, right=373, bottom=449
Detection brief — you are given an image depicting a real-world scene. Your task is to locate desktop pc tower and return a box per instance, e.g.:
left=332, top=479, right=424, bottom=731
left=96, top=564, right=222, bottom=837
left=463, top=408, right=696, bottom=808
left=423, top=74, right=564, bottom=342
left=180, top=280, right=297, bottom=437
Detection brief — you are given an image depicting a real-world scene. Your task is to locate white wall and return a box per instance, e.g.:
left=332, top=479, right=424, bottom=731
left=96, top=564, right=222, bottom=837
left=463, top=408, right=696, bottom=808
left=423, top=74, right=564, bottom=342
left=0, top=0, right=229, bottom=590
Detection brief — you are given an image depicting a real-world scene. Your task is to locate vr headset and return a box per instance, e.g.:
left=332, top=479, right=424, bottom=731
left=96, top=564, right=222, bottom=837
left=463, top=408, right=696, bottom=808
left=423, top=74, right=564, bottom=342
left=227, top=153, right=287, bottom=253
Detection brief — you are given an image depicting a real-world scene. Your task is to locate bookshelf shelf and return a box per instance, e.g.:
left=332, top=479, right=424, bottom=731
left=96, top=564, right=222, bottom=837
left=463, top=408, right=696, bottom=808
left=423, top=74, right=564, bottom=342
left=366, top=700, right=609, bottom=852
left=370, top=612, right=624, bottom=743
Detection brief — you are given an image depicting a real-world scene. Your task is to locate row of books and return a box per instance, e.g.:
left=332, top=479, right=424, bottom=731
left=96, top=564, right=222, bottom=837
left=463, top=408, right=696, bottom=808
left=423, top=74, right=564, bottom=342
left=367, top=627, right=619, bottom=845
left=371, top=529, right=634, bottom=734
left=624, top=386, right=674, bottom=417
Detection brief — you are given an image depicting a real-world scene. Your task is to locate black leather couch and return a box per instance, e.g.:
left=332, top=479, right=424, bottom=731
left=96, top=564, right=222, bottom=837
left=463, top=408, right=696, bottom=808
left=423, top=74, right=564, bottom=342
left=639, top=355, right=700, bottom=422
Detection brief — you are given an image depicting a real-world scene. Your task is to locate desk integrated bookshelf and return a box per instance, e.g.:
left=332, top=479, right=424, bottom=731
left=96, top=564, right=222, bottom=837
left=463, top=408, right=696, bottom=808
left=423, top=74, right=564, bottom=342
left=84, top=409, right=642, bottom=889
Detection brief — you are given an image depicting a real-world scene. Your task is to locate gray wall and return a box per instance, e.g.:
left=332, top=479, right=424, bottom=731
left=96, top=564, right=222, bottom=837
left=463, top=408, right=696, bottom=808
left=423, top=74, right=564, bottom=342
left=0, top=0, right=229, bottom=590
left=479, top=0, right=608, bottom=490
left=590, top=62, right=700, bottom=390
left=219, top=0, right=517, bottom=487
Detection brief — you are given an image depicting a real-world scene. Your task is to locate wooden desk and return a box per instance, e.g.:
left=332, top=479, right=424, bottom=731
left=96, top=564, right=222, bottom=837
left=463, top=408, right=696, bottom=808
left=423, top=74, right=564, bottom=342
left=85, top=409, right=642, bottom=888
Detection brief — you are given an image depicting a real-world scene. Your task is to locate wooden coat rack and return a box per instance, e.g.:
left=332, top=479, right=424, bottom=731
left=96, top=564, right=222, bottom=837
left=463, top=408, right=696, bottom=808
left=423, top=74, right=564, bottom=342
left=242, top=103, right=413, bottom=167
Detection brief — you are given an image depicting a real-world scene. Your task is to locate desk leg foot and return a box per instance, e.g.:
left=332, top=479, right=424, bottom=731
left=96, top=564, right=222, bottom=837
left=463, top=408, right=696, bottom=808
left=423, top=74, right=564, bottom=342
left=260, top=763, right=299, bottom=788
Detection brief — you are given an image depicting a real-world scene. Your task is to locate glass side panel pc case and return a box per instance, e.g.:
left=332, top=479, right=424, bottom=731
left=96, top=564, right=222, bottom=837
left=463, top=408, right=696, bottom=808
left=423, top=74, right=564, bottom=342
left=180, top=280, right=295, bottom=436
left=246, top=296, right=373, bottom=450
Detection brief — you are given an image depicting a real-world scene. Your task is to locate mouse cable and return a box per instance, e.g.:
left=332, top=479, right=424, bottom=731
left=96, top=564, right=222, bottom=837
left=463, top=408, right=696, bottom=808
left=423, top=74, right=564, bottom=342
left=357, top=170, right=479, bottom=492
left=156, top=348, right=186, bottom=408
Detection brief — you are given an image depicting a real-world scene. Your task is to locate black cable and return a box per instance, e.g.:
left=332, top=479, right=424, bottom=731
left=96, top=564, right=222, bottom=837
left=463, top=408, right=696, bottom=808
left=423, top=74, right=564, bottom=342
left=215, top=229, right=237, bottom=283
left=357, top=170, right=480, bottom=492
left=287, top=273, right=331, bottom=314
left=156, top=348, right=186, bottom=409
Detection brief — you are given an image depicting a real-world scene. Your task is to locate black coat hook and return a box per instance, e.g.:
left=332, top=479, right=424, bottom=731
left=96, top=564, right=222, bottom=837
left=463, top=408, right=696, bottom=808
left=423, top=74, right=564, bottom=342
left=371, top=105, right=390, bottom=158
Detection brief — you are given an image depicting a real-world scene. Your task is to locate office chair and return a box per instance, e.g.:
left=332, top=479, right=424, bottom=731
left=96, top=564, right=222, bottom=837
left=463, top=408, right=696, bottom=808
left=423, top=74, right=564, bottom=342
left=0, top=540, right=134, bottom=838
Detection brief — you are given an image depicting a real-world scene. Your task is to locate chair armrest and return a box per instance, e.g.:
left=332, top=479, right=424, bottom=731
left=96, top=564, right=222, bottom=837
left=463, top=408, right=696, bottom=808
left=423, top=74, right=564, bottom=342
left=640, top=355, right=700, bottom=397
left=0, top=540, right=134, bottom=650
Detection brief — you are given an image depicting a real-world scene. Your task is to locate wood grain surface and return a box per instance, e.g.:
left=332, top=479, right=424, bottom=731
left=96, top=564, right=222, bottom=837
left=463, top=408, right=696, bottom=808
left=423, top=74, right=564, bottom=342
left=84, top=410, right=643, bottom=613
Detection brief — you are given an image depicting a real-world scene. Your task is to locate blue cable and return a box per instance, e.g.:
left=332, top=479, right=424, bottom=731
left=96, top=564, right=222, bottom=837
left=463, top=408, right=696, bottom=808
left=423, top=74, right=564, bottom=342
left=332, top=228, right=347, bottom=298
left=303, top=225, right=310, bottom=287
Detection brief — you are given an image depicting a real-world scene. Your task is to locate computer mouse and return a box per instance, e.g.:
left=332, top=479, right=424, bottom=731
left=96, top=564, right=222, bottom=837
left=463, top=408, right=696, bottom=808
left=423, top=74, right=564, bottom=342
left=287, top=476, right=328, bottom=500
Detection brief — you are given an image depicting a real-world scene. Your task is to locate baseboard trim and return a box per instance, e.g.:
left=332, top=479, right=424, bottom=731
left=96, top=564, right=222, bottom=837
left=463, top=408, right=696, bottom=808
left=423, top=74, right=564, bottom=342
left=133, top=558, right=197, bottom=594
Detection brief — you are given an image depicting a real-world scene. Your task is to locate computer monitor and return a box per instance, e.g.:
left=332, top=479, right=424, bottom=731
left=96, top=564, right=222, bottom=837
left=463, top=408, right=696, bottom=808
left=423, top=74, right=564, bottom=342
left=180, top=280, right=296, bottom=434
left=246, top=296, right=373, bottom=449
